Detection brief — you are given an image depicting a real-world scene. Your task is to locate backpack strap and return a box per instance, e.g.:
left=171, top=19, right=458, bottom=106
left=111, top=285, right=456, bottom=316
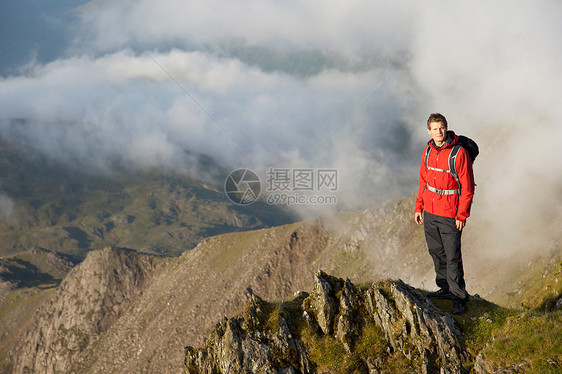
left=448, top=145, right=462, bottom=188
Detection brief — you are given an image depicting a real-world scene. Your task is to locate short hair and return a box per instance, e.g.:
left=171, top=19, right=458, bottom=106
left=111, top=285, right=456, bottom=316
left=427, top=113, right=448, bottom=129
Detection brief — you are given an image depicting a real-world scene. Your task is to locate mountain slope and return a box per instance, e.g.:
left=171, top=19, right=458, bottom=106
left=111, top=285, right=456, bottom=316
left=0, top=138, right=297, bottom=258
left=4, top=196, right=561, bottom=373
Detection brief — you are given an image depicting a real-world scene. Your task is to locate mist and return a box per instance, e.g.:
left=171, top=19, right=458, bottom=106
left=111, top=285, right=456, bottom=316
left=1, top=1, right=561, bottom=258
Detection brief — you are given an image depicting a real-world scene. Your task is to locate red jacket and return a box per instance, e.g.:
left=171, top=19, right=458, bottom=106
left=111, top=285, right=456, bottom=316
left=415, top=131, right=475, bottom=222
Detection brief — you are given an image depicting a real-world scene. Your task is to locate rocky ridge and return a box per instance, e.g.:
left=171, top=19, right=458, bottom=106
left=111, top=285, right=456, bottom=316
left=7, top=247, right=167, bottom=374
left=2, top=197, right=560, bottom=373
left=186, top=271, right=469, bottom=374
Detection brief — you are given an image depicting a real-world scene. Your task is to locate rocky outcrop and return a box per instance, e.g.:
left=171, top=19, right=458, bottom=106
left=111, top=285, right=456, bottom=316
left=186, top=292, right=314, bottom=374
left=185, top=271, right=469, bottom=374
left=365, top=279, right=468, bottom=373
left=7, top=247, right=164, bottom=374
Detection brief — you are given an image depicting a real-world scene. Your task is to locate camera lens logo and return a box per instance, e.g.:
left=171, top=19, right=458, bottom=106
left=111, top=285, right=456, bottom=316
left=224, top=168, right=261, bottom=205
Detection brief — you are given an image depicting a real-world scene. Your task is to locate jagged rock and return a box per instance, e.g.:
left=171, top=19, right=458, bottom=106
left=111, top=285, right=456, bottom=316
left=185, top=293, right=313, bottom=374
left=185, top=270, right=469, bottom=374
left=473, top=353, right=494, bottom=374
left=365, top=280, right=468, bottom=374
left=473, top=352, right=532, bottom=374
left=334, top=277, right=362, bottom=352
left=305, top=270, right=343, bottom=335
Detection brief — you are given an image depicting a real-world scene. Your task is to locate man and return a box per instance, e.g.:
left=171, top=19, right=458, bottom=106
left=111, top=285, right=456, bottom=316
left=414, top=113, right=475, bottom=315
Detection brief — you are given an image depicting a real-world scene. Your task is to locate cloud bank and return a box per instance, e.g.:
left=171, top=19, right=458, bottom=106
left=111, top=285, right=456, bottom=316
left=1, top=0, right=561, bottom=233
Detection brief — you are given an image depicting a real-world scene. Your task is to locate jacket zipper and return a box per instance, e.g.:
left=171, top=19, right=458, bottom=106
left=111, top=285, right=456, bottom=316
left=432, top=150, right=438, bottom=213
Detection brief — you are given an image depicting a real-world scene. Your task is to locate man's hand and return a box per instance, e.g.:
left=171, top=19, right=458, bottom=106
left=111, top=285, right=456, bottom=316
left=455, top=219, right=466, bottom=231
left=415, top=212, right=423, bottom=225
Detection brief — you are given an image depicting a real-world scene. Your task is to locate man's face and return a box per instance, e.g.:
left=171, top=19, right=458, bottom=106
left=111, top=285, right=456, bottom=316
left=427, top=121, right=447, bottom=145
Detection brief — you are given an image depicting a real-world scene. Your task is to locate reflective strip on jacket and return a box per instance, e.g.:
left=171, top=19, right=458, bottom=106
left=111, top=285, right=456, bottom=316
left=415, top=131, right=475, bottom=222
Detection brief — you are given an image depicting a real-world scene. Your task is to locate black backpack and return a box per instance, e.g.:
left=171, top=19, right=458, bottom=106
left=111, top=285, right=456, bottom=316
left=454, top=135, right=479, bottom=164
left=424, top=135, right=478, bottom=186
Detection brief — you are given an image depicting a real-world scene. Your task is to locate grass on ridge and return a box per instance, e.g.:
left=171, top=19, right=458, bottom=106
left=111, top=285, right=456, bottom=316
left=430, top=295, right=561, bottom=373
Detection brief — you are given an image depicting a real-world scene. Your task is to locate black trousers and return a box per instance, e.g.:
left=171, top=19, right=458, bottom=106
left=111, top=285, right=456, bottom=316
left=423, top=212, right=468, bottom=300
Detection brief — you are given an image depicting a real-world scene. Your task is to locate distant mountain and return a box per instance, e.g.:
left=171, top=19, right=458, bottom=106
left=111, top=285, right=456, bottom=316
left=0, top=137, right=297, bottom=258
left=0, top=247, right=78, bottom=287
left=3, top=196, right=560, bottom=373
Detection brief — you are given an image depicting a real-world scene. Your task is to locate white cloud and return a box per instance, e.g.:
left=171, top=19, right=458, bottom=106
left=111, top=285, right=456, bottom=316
left=0, top=0, right=560, bottom=230
left=75, top=0, right=416, bottom=55
left=0, top=193, right=14, bottom=219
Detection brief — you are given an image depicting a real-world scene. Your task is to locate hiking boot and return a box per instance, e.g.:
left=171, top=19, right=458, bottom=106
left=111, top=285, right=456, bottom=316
left=451, top=298, right=466, bottom=315
left=427, top=288, right=451, bottom=299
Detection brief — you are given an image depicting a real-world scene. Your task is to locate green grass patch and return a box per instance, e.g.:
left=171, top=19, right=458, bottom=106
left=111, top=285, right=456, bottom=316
left=353, top=322, right=388, bottom=359
left=478, top=311, right=562, bottom=373
left=520, top=259, right=562, bottom=311
left=430, top=295, right=562, bottom=372
left=300, top=321, right=414, bottom=374
left=302, top=331, right=352, bottom=373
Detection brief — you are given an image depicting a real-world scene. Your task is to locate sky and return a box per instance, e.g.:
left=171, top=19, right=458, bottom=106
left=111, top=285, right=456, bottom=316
left=1, top=0, right=561, bottom=235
